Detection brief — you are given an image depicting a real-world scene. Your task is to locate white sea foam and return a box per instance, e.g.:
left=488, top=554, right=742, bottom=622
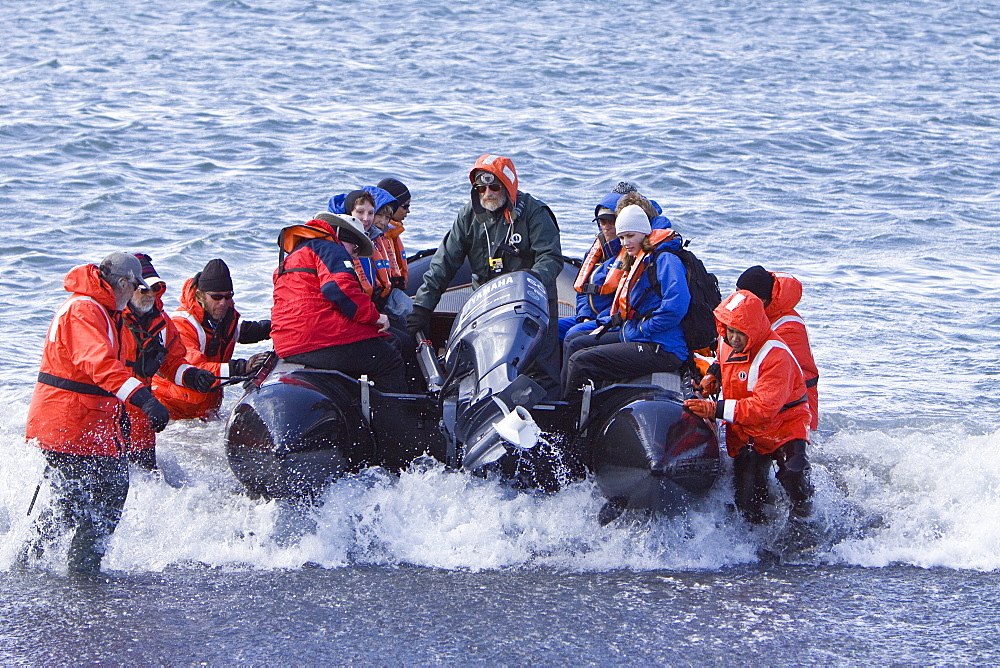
left=3, top=394, right=998, bottom=573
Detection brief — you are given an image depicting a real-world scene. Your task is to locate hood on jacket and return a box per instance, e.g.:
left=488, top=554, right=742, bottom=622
left=64, top=264, right=119, bottom=311
left=469, top=154, right=518, bottom=222
left=361, top=185, right=399, bottom=216
left=178, top=276, right=207, bottom=322
left=714, top=289, right=772, bottom=355
left=765, top=272, right=804, bottom=320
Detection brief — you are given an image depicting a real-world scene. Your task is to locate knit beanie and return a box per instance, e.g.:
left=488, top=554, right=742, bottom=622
left=736, top=265, right=775, bottom=301
left=196, top=258, right=233, bottom=292
left=376, top=177, right=410, bottom=206
left=134, top=253, right=164, bottom=288
left=342, top=190, right=369, bottom=216
left=614, top=205, right=652, bottom=236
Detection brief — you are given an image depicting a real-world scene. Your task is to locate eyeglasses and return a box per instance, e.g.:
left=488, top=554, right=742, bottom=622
left=206, top=292, right=234, bottom=301
left=474, top=183, right=504, bottom=194
left=138, top=283, right=165, bottom=295
left=399, top=203, right=411, bottom=211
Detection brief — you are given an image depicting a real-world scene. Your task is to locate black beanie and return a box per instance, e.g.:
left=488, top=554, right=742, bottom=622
left=197, top=258, right=233, bottom=292
left=736, top=265, right=774, bottom=301
left=376, top=177, right=410, bottom=205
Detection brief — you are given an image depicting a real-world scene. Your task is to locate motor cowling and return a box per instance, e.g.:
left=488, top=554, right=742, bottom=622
left=439, top=272, right=549, bottom=469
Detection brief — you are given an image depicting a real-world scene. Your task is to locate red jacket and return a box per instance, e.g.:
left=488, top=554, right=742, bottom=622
left=271, top=219, right=385, bottom=358
left=765, top=272, right=820, bottom=430
left=123, top=290, right=194, bottom=450
left=151, top=277, right=240, bottom=420
left=26, top=264, right=144, bottom=456
left=714, top=290, right=811, bottom=457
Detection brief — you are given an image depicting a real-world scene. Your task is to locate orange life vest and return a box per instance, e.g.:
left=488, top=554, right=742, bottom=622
left=384, top=221, right=409, bottom=283
left=610, top=229, right=678, bottom=320
left=353, top=234, right=395, bottom=298
left=573, top=237, right=627, bottom=297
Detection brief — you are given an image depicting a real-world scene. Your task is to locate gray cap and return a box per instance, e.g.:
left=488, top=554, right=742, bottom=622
left=99, top=251, right=149, bottom=288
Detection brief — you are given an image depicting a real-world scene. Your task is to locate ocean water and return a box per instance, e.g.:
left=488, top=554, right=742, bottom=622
left=2, top=0, right=999, bottom=663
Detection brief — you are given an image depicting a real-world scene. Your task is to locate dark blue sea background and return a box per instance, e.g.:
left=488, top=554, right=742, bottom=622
left=1, top=0, right=999, bottom=663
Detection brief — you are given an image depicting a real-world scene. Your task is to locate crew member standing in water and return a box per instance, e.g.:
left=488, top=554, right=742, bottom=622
left=732, top=265, right=820, bottom=430
left=152, top=258, right=271, bottom=420
left=406, top=154, right=562, bottom=393
left=684, top=290, right=813, bottom=527
left=122, top=254, right=216, bottom=470
left=22, top=252, right=172, bottom=573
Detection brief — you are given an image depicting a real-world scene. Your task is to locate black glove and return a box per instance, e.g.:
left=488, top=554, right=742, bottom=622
left=246, top=352, right=272, bottom=376
left=406, top=305, right=432, bottom=338
left=238, top=319, right=271, bottom=344
left=229, top=359, right=248, bottom=377
left=129, top=387, right=169, bottom=433
left=182, top=367, right=217, bottom=393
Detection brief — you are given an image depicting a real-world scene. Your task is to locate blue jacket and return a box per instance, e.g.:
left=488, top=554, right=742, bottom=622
left=620, top=233, right=690, bottom=361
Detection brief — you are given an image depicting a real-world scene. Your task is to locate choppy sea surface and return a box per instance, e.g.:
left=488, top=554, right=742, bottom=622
left=1, top=0, right=999, bottom=663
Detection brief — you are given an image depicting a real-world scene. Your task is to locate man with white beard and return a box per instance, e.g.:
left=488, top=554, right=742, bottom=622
left=122, top=254, right=215, bottom=470
left=407, top=154, right=563, bottom=393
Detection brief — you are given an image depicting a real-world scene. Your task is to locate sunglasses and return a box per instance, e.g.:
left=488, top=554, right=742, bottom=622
left=474, top=183, right=504, bottom=194
left=206, top=292, right=234, bottom=301
left=138, top=283, right=165, bottom=295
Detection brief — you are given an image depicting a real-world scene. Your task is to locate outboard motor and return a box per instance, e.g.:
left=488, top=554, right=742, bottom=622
left=437, top=272, right=550, bottom=470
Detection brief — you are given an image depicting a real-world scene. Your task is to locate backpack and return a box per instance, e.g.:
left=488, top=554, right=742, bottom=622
left=643, top=240, right=722, bottom=352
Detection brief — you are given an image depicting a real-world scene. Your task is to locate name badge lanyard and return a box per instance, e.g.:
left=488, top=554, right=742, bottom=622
left=484, top=219, right=515, bottom=274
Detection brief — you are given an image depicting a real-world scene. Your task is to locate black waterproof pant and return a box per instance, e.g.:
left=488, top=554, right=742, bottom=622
left=562, top=336, right=683, bottom=399
left=285, top=337, right=406, bottom=393
left=27, top=451, right=130, bottom=573
left=733, top=438, right=813, bottom=525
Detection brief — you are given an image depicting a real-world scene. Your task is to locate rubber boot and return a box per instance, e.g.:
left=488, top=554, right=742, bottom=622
left=733, top=447, right=772, bottom=525
left=775, top=439, right=813, bottom=519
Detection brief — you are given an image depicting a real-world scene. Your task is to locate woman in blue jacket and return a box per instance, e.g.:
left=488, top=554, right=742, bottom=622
left=561, top=204, right=690, bottom=397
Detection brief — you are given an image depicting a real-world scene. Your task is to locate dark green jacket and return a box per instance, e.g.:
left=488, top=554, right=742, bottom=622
left=414, top=191, right=562, bottom=310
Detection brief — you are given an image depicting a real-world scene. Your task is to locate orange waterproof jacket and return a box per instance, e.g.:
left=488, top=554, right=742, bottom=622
left=714, top=290, right=811, bottom=457
left=151, top=277, right=240, bottom=420
left=764, top=272, right=820, bottom=430
left=26, top=264, right=145, bottom=456
left=123, top=291, right=194, bottom=450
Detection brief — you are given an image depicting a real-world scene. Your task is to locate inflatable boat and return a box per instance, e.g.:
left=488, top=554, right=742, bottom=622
left=224, top=253, right=721, bottom=518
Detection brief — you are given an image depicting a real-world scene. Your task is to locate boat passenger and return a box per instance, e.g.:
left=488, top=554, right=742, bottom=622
left=561, top=203, right=689, bottom=397
left=123, top=254, right=215, bottom=470
left=684, top=290, right=813, bottom=526
left=406, top=154, right=563, bottom=393
left=558, top=185, right=632, bottom=341
left=151, top=258, right=271, bottom=420
left=562, top=190, right=669, bottom=359
left=376, top=177, right=411, bottom=288
left=22, top=252, right=171, bottom=573
left=271, top=213, right=405, bottom=393
left=733, top=265, right=820, bottom=431
left=330, top=187, right=408, bottom=317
